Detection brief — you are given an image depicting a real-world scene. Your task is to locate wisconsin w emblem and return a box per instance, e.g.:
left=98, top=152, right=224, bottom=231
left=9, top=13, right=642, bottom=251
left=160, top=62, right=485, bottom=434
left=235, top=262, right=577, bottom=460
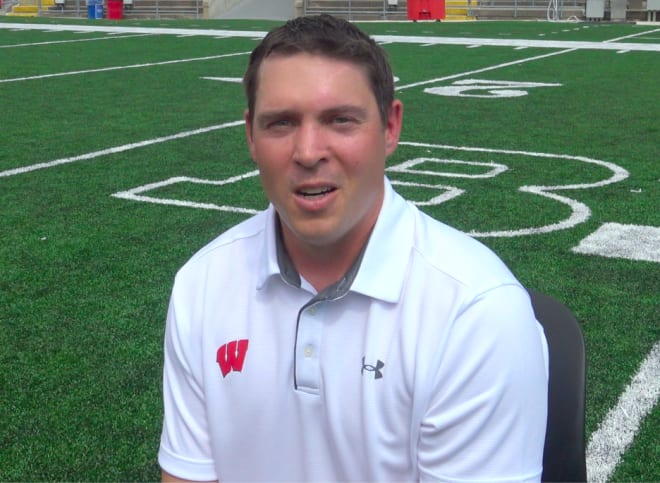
left=216, top=339, right=249, bottom=378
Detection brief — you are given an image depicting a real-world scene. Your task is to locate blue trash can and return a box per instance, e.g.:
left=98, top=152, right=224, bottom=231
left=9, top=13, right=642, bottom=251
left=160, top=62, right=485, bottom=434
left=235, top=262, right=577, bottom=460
left=87, top=0, right=103, bottom=18
left=95, top=0, right=104, bottom=18
left=87, top=0, right=95, bottom=18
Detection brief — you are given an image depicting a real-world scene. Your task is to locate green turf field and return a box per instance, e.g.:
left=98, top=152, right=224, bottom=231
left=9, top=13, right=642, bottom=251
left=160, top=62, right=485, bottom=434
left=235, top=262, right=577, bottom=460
left=0, top=16, right=658, bottom=481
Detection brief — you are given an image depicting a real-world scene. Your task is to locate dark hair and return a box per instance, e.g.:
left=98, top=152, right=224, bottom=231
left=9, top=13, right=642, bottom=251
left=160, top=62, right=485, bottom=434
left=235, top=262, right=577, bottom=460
left=243, top=14, right=394, bottom=125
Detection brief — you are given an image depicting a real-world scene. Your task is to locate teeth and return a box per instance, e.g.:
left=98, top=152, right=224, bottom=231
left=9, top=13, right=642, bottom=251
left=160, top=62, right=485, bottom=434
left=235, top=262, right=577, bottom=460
left=300, top=187, right=332, bottom=197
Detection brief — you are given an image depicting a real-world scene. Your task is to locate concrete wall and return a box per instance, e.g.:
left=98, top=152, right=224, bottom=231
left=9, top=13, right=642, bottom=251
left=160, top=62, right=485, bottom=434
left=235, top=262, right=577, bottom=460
left=211, top=0, right=296, bottom=18
left=206, top=0, right=244, bottom=18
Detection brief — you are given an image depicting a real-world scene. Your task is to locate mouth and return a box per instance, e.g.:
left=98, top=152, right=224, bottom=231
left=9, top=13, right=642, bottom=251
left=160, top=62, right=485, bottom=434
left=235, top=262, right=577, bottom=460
left=296, top=186, right=337, bottom=198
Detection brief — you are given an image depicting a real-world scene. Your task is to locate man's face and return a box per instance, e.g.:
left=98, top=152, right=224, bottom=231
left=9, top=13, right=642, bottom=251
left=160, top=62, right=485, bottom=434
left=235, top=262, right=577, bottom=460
left=245, top=53, right=402, bottom=255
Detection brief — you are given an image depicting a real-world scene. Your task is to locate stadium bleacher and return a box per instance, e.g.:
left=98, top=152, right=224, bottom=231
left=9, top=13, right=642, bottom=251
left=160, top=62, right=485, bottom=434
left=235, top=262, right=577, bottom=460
left=11, top=0, right=654, bottom=21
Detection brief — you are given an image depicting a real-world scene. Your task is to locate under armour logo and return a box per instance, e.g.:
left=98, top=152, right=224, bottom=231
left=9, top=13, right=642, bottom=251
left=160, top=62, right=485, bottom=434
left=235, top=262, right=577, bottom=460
left=216, top=339, right=249, bottom=378
left=361, top=357, right=385, bottom=379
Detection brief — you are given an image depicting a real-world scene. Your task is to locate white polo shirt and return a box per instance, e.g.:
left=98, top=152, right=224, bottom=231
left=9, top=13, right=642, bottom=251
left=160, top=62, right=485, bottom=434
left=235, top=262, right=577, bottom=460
left=159, top=178, right=548, bottom=482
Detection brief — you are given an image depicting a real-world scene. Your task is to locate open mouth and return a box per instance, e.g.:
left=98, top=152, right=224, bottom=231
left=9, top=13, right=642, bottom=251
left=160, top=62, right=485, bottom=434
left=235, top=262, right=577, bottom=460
left=297, top=187, right=336, bottom=198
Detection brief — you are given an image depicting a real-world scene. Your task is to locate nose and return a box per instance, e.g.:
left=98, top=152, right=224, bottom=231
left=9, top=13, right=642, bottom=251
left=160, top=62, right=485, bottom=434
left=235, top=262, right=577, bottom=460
left=293, top=121, right=326, bottom=168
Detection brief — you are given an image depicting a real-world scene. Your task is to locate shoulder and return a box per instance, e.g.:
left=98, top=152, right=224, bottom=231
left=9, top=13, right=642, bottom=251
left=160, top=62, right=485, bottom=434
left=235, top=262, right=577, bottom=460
left=358, top=183, right=522, bottom=303
left=409, top=204, right=520, bottom=292
left=176, top=209, right=269, bottom=284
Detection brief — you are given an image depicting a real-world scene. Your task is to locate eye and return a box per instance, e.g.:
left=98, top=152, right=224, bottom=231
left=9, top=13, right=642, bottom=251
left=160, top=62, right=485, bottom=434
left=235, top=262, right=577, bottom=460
left=264, top=118, right=297, bottom=133
left=333, top=116, right=353, bottom=124
left=270, top=119, right=292, bottom=128
left=256, top=113, right=298, bottom=133
left=325, top=108, right=365, bottom=127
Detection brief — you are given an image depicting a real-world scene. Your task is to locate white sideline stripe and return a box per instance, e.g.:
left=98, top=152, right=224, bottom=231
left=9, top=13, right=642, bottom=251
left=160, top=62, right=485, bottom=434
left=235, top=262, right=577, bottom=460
left=396, top=49, right=576, bottom=91
left=395, top=30, right=660, bottom=91
left=0, top=120, right=245, bottom=179
left=0, top=51, right=251, bottom=84
left=374, top=31, right=660, bottom=51
left=586, top=341, right=660, bottom=483
left=0, top=33, right=153, bottom=49
left=0, top=22, right=659, bottom=52
left=0, top=22, right=270, bottom=39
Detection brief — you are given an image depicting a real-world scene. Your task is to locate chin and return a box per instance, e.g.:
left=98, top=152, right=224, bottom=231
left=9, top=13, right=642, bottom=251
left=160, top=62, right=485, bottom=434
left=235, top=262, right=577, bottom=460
left=297, top=230, right=339, bottom=247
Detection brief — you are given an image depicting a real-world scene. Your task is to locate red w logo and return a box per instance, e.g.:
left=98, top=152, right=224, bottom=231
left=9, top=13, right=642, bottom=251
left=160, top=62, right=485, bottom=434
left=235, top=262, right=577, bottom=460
left=216, top=339, right=249, bottom=378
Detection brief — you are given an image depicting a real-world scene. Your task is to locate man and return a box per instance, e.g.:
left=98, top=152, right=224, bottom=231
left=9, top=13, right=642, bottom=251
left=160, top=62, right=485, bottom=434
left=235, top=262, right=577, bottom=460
left=159, top=14, right=548, bottom=482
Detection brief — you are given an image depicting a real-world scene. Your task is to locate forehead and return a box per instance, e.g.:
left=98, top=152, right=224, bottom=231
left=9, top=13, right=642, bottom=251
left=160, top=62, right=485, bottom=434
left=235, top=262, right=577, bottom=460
left=254, top=53, right=373, bottom=101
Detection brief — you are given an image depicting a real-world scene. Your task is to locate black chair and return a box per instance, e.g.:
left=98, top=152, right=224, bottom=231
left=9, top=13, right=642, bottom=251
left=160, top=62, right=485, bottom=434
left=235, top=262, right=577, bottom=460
left=527, top=289, right=587, bottom=482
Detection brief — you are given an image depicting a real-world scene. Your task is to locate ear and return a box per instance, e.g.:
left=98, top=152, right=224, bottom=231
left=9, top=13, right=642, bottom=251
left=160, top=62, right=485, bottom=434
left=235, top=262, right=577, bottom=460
left=384, top=100, right=403, bottom=156
left=244, top=109, right=256, bottom=161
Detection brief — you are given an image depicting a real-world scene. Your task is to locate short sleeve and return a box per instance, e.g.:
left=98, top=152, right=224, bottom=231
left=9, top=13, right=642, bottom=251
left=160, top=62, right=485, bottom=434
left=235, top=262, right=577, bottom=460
left=158, top=287, right=217, bottom=481
left=418, top=284, right=549, bottom=482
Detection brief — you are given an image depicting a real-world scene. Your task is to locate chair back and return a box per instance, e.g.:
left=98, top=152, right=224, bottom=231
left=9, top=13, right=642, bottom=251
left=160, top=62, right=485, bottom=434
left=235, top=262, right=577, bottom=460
left=528, top=289, right=587, bottom=482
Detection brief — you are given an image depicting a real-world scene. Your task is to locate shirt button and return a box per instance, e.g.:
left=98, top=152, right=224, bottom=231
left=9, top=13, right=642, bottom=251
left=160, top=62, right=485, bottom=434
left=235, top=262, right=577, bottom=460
left=308, top=306, right=317, bottom=315
left=304, top=346, right=314, bottom=358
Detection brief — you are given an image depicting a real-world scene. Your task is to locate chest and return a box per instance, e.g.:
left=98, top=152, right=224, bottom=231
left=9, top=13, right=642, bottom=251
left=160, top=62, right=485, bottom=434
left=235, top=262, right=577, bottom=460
left=191, top=276, right=458, bottom=479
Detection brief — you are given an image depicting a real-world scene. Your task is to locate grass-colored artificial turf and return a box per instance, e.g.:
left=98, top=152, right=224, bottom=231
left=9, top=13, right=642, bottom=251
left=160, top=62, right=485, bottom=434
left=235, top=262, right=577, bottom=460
left=0, top=16, right=658, bottom=481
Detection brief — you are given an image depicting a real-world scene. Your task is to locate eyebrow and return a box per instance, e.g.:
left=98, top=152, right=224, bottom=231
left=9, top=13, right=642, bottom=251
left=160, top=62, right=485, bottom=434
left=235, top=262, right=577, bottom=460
left=255, top=105, right=369, bottom=128
left=255, top=110, right=297, bottom=128
left=322, top=105, right=369, bottom=120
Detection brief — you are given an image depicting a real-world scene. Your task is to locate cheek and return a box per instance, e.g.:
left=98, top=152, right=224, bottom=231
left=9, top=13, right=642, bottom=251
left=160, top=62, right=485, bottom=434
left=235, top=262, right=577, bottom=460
left=342, top=140, right=386, bottom=176
left=257, top=168, right=279, bottom=204
left=253, top=141, right=284, bottom=171
left=256, top=162, right=278, bottom=188
left=255, top=156, right=288, bottom=199
left=338, top=135, right=380, bottom=167
left=254, top=137, right=291, bottom=163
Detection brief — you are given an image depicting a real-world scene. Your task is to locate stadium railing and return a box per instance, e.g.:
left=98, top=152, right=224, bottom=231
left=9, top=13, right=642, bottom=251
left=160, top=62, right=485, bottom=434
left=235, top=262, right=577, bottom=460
left=37, top=0, right=203, bottom=19
left=302, top=0, right=409, bottom=20
left=467, top=0, right=584, bottom=20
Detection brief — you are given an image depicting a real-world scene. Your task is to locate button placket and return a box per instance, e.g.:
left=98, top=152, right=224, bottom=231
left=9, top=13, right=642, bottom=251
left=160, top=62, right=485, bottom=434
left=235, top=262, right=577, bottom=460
left=294, top=302, right=323, bottom=394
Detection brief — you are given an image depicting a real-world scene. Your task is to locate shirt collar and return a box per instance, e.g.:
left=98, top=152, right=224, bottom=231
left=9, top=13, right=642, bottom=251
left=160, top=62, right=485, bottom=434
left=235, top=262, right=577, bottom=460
left=350, top=178, right=413, bottom=303
left=256, top=205, right=283, bottom=290
left=257, top=178, right=414, bottom=303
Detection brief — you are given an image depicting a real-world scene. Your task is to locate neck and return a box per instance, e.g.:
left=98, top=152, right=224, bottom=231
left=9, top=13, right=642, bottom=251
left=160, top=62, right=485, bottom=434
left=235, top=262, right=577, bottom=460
left=282, top=228, right=371, bottom=293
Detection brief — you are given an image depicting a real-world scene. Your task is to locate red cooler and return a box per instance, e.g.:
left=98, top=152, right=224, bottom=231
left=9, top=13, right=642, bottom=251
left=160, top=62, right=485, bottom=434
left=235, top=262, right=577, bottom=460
left=407, top=0, right=445, bottom=20
left=107, top=0, right=123, bottom=19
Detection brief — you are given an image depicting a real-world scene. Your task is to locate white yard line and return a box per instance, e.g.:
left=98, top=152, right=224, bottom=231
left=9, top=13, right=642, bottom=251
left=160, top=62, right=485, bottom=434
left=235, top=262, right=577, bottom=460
left=586, top=341, right=660, bottom=482
left=0, top=120, right=244, bottom=178
left=0, top=33, right=154, bottom=49
left=604, top=27, right=660, bottom=43
left=396, top=48, right=576, bottom=91
left=0, top=50, right=251, bottom=84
